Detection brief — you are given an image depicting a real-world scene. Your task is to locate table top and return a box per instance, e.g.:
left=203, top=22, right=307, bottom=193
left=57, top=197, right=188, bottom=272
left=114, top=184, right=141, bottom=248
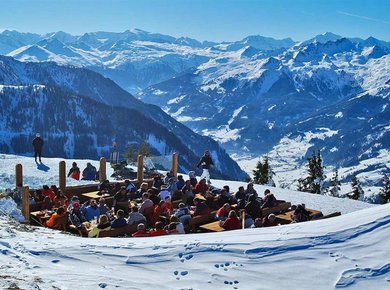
left=80, top=191, right=102, bottom=199
left=199, top=220, right=225, bottom=232
left=276, top=208, right=322, bottom=224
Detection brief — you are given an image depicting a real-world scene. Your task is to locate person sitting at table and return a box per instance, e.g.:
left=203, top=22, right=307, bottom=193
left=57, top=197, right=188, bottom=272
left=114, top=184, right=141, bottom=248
left=245, top=194, right=262, bottom=220
left=235, top=186, right=246, bottom=209
left=113, top=186, right=129, bottom=212
left=188, top=171, right=197, bottom=187
left=220, top=210, right=241, bottom=231
left=41, top=196, right=53, bottom=211
left=98, top=179, right=111, bottom=193
left=216, top=203, right=231, bottom=221
left=150, top=221, right=167, bottom=237
left=42, top=185, right=55, bottom=202
left=132, top=223, right=150, bottom=237
left=69, top=202, right=87, bottom=229
left=292, top=204, right=311, bottom=223
left=50, top=185, right=59, bottom=196
left=88, top=214, right=111, bottom=238
left=111, top=209, right=127, bottom=229
left=193, top=178, right=209, bottom=195
left=128, top=205, right=147, bottom=225
left=53, top=190, right=68, bottom=208
left=164, top=196, right=174, bottom=212
left=133, top=182, right=148, bottom=201
left=192, top=196, right=211, bottom=216
left=98, top=197, right=111, bottom=218
left=81, top=199, right=100, bottom=221
left=216, top=188, right=230, bottom=208
left=261, top=213, right=277, bottom=227
left=124, top=179, right=136, bottom=194
left=68, top=195, right=80, bottom=211
left=176, top=175, right=185, bottom=190
left=34, top=189, right=45, bottom=203
left=46, top=207, right=67, bottom=229
left=261, top=189, right=278, bottom=209
left=244, top=183, right=257, bottom=200
left=148, top=188, right=161, bottom=205
left=158, top=185, right=171, bottom=201
left=173, top=203, right=192, bottom=225
left=151, top=200, right=170, bottom=226
left=166, top=215, right=185, bottom=234
left=181, top=180, right=194, bottom=205
left=139, top=192, right=154, bottom=215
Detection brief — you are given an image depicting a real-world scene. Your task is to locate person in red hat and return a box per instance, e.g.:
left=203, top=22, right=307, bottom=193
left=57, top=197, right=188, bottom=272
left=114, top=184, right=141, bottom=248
left=68, top=202, right=86, bottom=229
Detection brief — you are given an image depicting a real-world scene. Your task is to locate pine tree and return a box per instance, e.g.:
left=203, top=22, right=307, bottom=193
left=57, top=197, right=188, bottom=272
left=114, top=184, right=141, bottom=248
left=348, top=175, right=364, bottom=200
left=329, top=169, right=341, bottom=197
left=138, top=141, right=151, bottom=157
left=298, top=150, right=326, bottom=194
left=379, top=174, right=390, bottom=204
left=253, top=156, right=275, bottom=186
left=123, top=144, right=135, bottom=163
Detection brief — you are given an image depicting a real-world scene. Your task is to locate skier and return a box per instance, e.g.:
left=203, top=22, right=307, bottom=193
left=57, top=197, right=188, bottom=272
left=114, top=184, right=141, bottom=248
left=197, top=150, right=214, bottom=185
left=32, top=133, right=44, bottom=163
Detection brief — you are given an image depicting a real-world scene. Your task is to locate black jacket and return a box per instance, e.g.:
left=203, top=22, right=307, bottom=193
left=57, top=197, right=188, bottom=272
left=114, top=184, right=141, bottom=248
left=197, top=155, right=214, bottom=169
left=32, top=137, right=44, bottom=151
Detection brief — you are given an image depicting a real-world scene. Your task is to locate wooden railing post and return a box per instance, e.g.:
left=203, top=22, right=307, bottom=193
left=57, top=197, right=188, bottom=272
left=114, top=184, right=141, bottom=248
left=172, top=152, right=178, bottom=177
left=137, top=155, right=144, bottom=185
left=100, top=157, right=107, bottom=182
left=59, top=161, right=66, bottom=192
left=15, top=164, right=23, bottom=187
left=22, top=186, right=30, bottom=223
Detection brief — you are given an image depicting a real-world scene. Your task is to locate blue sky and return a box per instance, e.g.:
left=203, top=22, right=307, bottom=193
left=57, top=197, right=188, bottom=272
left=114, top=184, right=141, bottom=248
left=1, top=0, right=389, bottom=41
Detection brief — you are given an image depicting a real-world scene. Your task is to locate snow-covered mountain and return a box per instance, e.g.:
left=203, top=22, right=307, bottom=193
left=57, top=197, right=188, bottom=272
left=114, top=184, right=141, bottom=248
left=0, top=55, right=247, bottom=181
left=138, top=37, right=390, bottom=193
left=2, top=29, right=297, bottom=93
left=2, top=29, right=389, bottom=193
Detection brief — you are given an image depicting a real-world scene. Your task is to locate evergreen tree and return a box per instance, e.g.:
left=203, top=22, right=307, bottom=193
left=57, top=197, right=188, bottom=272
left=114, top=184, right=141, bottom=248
left=348, top=175, right=364, bottom=200
left=329, top=169, right=341, bottom=197
left=379, top=174, right=390, bottom=204
left=123, top=143, right=135, bottom=163
left=138, top=141, right=151, bottom=157
left=253, top=156, right=275, bottom=186
left=297, top=150, right=326, bottom=194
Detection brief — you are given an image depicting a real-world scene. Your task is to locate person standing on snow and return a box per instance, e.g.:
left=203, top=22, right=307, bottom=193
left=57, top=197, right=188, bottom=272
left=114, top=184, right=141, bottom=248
left=32, top=133, right=44, bottom=163
left=197, top=150, right=214, bottom=184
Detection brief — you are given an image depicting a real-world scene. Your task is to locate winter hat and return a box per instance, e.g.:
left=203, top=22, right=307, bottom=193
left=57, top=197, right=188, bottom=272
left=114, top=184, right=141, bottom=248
left=36, top=133, right=40, bottom=137
left=73, top=202, right=80, bottom=209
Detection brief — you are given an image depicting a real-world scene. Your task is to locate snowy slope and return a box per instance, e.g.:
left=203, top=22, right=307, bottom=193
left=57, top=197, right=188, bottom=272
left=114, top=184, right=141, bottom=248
left=0, top=186, right=386, bottom=290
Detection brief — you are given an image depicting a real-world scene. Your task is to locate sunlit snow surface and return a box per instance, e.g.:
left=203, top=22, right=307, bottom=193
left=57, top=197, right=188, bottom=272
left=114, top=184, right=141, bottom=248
left=0, top=154, right=387, bottom=289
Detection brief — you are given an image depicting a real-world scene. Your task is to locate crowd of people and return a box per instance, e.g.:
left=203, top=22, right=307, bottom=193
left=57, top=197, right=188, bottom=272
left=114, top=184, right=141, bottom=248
left=28, top=168, right=317, bottom=238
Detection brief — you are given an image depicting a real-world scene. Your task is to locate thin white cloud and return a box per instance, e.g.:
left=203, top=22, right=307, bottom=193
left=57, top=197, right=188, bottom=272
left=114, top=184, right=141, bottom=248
left=337, top=10, right=390, bottom=25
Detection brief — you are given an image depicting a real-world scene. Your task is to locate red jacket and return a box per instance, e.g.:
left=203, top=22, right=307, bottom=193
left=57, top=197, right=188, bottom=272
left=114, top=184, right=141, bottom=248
left=43, top=189, right=55, bottom=202
left=221, top=217, right=241, bottom=231
left=132, top=229, right=150, bottom=237
left=216, top=206, right=229, bottom=219
left=194, top=182, right=208, bottom=195
left=150, top=228, right=167, bottom=237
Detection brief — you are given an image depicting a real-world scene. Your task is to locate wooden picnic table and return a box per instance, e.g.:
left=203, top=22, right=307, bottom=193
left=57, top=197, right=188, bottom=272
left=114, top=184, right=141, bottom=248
left=275, top=208, right=322, bottom=224
left=80, top=191, right=103, bottom=200
left=30, top=210, right=53, bottom=225
left=199, top=220, right=225, bottom=232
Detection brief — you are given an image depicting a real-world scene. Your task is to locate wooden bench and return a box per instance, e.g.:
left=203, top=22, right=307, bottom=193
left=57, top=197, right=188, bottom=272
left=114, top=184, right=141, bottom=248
left=199, top=220, right=225, bottom=232
left=188, top=211, right=217, bottom=232
left=99, top=223, right=139, bottom=237
left=260, top=202, right=291, bottom=218
left=317, top=211, right=341, bottom=220
left=275, top=208, right=322, bottom=224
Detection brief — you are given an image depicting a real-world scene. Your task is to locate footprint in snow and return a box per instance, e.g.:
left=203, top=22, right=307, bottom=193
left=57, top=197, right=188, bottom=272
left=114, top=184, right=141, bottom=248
left=51, top=259, right=60, bottom=263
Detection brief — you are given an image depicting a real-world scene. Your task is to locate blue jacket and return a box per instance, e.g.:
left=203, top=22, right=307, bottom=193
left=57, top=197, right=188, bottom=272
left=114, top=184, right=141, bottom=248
left=111, top=217, right=127, bottom=229
left=82, top=205, right=100, bottom=221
